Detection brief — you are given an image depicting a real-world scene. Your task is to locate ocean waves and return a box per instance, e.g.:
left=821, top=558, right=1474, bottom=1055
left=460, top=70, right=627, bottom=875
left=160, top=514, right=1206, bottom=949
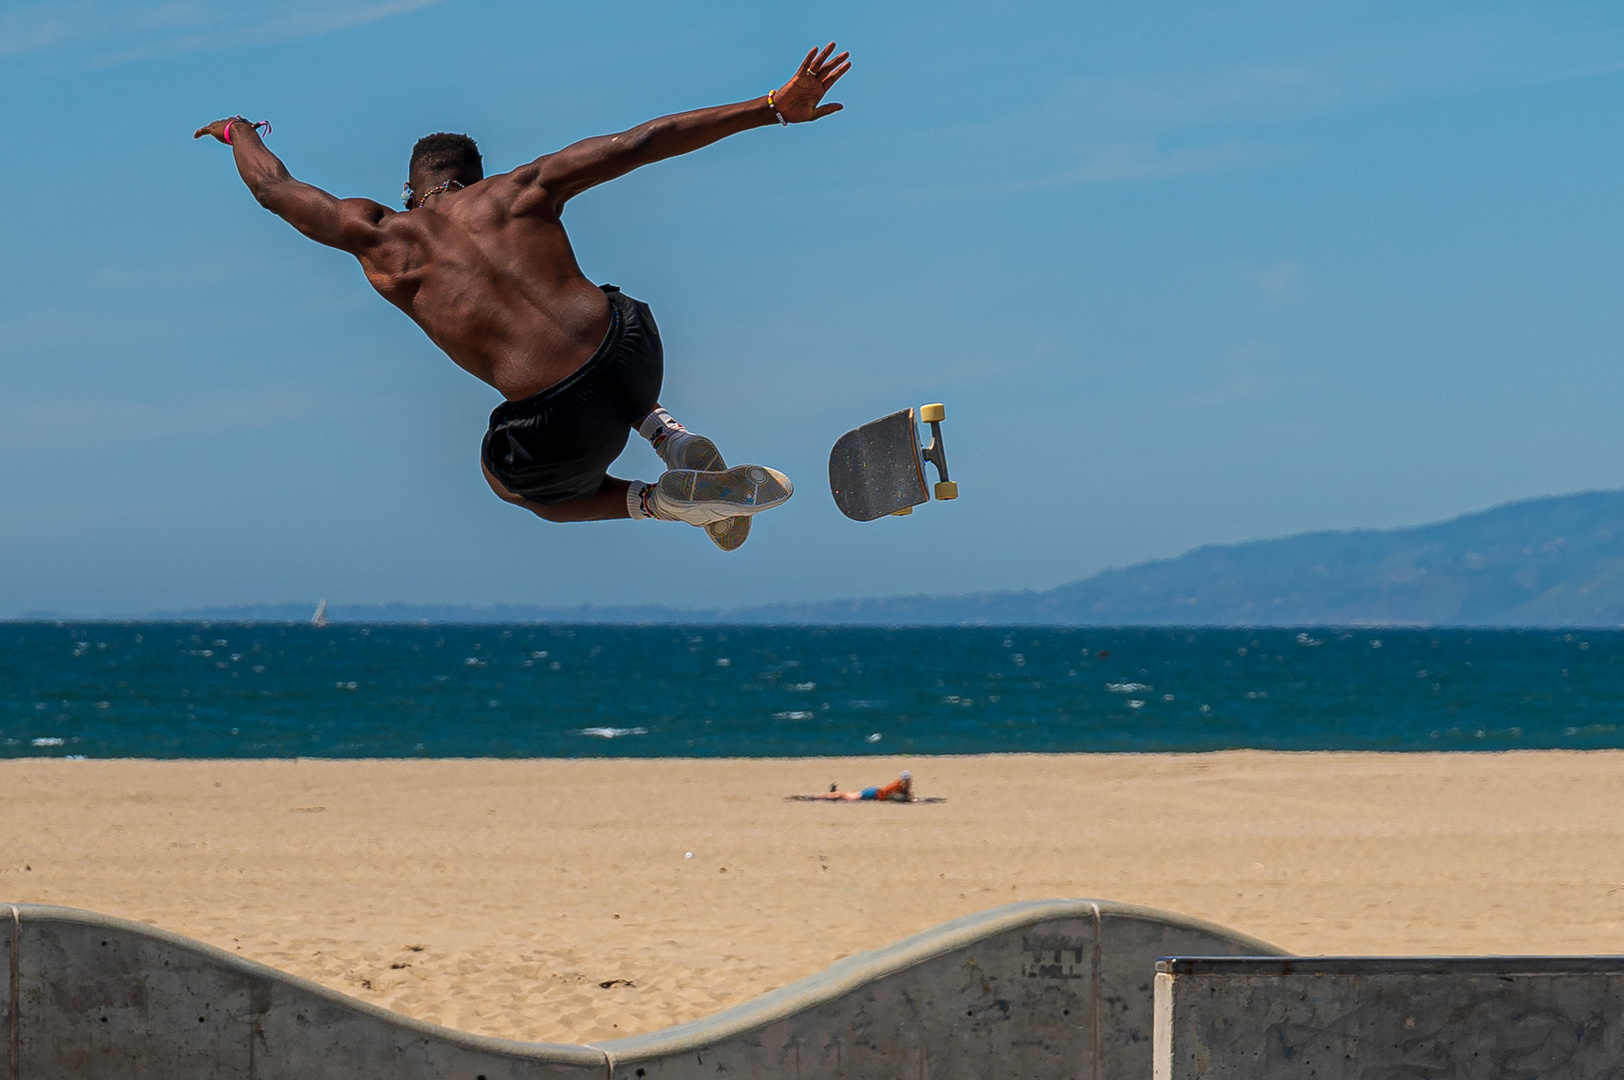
left=2, top=624, right=1623, bottom=758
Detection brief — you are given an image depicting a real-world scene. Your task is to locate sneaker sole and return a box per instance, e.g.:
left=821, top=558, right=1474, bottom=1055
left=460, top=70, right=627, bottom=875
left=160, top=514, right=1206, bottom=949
left=656, top=465, right=793, bottom=523
left=671, top=436, right=751, bottom=552
left=704, top=515, right=751, bottom=551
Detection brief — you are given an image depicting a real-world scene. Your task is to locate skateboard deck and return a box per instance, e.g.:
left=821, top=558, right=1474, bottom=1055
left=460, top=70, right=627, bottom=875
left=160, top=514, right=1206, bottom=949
left=828, top=404, right=957, bottom=521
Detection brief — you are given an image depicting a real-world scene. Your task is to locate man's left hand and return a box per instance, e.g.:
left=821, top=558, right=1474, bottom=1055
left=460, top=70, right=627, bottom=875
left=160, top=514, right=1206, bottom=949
left=772, top=43, right=851, bottom=123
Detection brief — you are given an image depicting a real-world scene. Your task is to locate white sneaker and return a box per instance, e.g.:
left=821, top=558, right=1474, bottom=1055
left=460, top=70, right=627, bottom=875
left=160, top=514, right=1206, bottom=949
left=655, top=429, right=724, bottom=471
left=650, top=465, right=793, bottom=526
left=701, top=511, right=751, bottom=552
left=653, top=430, right=752, bottom=551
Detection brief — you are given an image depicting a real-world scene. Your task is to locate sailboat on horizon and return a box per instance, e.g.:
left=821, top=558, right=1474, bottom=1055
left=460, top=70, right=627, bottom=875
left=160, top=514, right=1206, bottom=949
left=311, top=599, right=329, bottom=628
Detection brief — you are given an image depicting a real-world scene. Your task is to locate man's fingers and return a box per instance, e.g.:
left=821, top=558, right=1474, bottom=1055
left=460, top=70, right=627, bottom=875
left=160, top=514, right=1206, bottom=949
left=823, top=60, right=851, bottom=87
left=818, top=51, right=850, bottom=76
left=194, top=119, right=233, bottom=142
left=814, top=42, right=837, bottom=70
left=812, top=102, right=844, bottom=119
left=799, top=46, right=818, bottom=74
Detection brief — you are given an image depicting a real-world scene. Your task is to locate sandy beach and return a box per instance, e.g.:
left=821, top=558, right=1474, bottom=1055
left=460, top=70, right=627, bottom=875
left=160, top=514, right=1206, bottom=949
left=4, top=751, right=1624, bottom=1043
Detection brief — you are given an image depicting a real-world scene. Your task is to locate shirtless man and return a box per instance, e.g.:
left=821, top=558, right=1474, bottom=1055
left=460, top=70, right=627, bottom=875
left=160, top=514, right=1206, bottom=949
left=195, top=44, right=850, bottom=551
left=811, top=772, right=912, bottom=802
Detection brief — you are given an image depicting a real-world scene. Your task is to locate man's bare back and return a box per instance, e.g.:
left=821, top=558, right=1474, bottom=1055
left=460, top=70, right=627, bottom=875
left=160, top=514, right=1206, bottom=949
left=196, top=45, right=849, bottom=541
left=348, top=183, right=616, bottom=402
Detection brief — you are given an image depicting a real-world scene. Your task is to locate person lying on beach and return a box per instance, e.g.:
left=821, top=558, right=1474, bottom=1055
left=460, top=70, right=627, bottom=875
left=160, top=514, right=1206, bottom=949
left=811, top=771, right=913, bottom=802
left=194, top=44, right=850, bottom=551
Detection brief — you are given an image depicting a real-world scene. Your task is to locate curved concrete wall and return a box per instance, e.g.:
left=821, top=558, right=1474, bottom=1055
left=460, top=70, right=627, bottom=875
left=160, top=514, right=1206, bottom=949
left=3, top=899, right=1284, bottom=1080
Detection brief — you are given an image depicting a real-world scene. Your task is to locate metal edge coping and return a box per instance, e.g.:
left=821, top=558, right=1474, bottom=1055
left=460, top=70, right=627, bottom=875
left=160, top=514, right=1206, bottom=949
left=1103, top=904, right=1287, bottom=959
left=1156, top=956, right=1624, bottom=976
left=5, top=899, right=1283, bottom=1067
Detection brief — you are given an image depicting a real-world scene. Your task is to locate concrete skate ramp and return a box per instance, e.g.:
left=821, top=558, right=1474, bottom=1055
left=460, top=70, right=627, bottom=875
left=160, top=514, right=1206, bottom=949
left=3, top=899, right=1281, bottom=1079
left=1153, top=956, right=1624, bottom=1080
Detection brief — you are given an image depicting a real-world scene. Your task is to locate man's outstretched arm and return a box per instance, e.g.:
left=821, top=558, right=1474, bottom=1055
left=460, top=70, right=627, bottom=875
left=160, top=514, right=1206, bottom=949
left=193, top=118, right=390, bottom=254
left=518, top=43, right=851, bottom=212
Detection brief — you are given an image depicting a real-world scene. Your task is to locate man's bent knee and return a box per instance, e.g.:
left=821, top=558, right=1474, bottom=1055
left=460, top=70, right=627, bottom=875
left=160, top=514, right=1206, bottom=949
left=482, top=462, right=628, bottom=522
left=482, top=461, right=527, bottom=505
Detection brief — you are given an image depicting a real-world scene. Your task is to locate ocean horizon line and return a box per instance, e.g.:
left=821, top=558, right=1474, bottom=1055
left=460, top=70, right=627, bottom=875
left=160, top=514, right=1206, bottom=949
left=5, top=610, right=1624, bottom=630
left=15, top=488, right=1624, bottom=628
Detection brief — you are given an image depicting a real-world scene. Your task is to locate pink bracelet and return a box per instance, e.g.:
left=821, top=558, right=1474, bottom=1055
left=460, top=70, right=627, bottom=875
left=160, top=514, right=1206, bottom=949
left=222, top=118, right=271, bottom=145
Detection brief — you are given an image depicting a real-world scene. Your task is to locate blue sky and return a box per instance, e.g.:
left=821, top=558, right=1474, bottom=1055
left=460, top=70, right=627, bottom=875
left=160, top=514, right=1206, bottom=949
left=1, top=1, right=1621, bottom=615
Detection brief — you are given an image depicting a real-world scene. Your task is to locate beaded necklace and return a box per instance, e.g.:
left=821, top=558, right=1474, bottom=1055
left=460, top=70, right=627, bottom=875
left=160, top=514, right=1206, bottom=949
left=401, top=178, right=463, bottom=209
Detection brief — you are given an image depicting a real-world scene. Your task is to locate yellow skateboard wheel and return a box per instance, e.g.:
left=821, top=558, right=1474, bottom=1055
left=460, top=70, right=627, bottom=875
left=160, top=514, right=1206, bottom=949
left=919, top=403, right=945, bottom=423
left=891, top=507, right=914, bottom=516
left=934, top=481, right=959, bottom=500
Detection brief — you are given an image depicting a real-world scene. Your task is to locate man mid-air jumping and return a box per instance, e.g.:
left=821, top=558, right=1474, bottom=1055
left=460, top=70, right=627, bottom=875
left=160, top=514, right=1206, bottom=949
left=196, top=44, right=850, bottom=552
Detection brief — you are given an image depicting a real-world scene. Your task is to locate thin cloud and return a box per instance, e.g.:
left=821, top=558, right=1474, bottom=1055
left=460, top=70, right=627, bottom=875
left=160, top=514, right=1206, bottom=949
left=1531, top=59, right=1624, bottom=86
left=1243, top=260, right=1307, bottom=307
left=0, top=0, right=443, bottom=68
left=0, top=12, right=69, bottom=59
left=91, top=0, right=445, bottom=66
left=1051, top=139, right=1272, bottom=187
left=1054, top=64, right=1335, bottom=131
left=1170, top=373, right=1275, bottom=412
left=0, top=389, right=340, bottom=455
left=876, top=137, right=1292, bottom=205
left=1045, top=12, right=1624, bottom=134
left=992, top=139, right=1291, bottom=193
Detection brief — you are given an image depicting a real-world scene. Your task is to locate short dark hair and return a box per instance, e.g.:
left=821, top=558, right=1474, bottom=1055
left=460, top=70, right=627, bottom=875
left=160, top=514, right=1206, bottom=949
left=409, top=133, right=483, bottom=182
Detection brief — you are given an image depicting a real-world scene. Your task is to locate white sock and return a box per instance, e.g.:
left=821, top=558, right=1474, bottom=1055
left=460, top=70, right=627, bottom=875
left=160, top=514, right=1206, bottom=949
left=638, top=407, right=685, bottom=446
left=627, top=480, right=655, bottom=520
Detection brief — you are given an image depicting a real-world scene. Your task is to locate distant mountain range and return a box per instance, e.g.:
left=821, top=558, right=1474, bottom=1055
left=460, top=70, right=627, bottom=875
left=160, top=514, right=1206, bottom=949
left=32, top=490, right=1624, bottom=628
left=739, top=488, right=1624, bottom=627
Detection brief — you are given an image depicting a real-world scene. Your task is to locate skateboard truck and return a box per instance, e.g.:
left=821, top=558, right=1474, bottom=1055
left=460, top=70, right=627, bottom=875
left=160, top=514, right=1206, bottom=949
left=918, top=403, right=958, bottom=503
left=894, top=403, right=957, bottom=514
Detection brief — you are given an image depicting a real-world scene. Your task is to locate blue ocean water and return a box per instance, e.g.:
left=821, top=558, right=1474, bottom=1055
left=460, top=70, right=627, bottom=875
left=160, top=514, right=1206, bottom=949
left=2, top=623, right=1622, bottom=758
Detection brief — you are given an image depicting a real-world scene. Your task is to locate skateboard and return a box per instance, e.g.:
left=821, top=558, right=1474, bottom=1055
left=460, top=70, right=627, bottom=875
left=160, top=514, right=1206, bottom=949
left=828, top=403, right=959, bottom=521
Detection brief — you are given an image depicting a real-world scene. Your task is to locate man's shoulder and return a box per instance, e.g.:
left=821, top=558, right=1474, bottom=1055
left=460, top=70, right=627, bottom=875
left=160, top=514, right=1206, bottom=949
left=479, top=160, right=571, bottom=220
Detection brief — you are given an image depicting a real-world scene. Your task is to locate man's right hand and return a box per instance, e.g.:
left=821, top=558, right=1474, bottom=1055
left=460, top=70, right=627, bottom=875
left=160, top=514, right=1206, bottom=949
left=193, top=118, right=266, bottom=144
left=193, top=118, right=236, bottom=144
left=771, top=43, right=851, bottom=123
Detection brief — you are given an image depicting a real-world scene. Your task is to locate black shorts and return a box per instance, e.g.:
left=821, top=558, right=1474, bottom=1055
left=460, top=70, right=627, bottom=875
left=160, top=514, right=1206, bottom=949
left=481, top=286, right=664, bottom=505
